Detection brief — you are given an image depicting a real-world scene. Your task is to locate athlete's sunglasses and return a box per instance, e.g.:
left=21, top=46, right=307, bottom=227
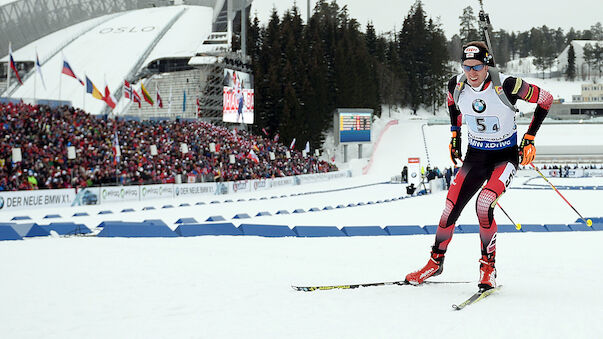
left=462, top=64, right=485, bottom=72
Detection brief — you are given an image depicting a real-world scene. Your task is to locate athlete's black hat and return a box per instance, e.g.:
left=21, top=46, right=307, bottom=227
left=461, top=43, right=494, bottom=66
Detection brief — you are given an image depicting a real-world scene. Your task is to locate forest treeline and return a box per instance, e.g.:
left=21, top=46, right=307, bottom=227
left=244, top=0, right=603, bottom=149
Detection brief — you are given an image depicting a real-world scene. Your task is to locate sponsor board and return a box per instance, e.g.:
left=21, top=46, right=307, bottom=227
left=270, top=177, right=296, bottom=188
left=250, top=179, right=271, bottom=192
left=100, top=186, right=140, bottom=203
left=174, top=183, right=218, bottom=197
left=140, top=184, right=175, bottom=201
left=72, top=187, right=100, bottom=206
left=295, top=171, right=352, bottom=185
left=231, top=180, right=251, bottom=194
left=0, top=189, right=75, bottom=211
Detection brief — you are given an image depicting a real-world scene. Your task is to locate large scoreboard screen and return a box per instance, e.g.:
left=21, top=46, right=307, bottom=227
left=223, top=68, right=254, bottom=124
left=337, top=110, right=372, bottom=144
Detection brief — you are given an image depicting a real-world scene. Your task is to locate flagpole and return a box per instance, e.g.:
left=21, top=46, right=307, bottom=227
left=58, top=56, right=62, bottom=102
left=33, top=48, right=38, bottom=104
left=7, top=42, right=11, bottom=93
left=82, top=75, right=86, bottom=112
left=155, top=81, right=158, bottom=117
left=34, top=64, right=37, bottom=104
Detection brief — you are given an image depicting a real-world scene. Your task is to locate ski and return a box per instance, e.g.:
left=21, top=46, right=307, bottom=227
left=292, top=280, right=471, bottom=292
left=452, top=285, right=502, bottom=310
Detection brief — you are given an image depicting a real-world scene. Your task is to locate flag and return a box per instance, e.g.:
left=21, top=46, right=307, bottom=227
left=8, top=43, right=23, bottom=85
left=196, top=98, right=201, bottom=116
left=61, top=58, right=84, bottom=85
left=156, top=84, right=163, bottom=108
left=112, top=128, right=121, bottom=165
left=132, top=88, right=142, bottom=108
left=140, top=82, right=154, bottom=106
left=124, top=80, right=132, bottom=100
left=252, top=144, right=259, bottom=152
left=104, top=84, right=116, bottom=109
left=247, top=149, right=259, bottom=164
left=182, top=90, right=186, bottom=112
left=85, top=76, right=104, bottom=100
left=304, top=141, right=310, bottom=153
left=262, top=128, right=268, bottom=136
left=35, top=51, right=46, bottom=90
left=289, top=138, right=296, bottom=150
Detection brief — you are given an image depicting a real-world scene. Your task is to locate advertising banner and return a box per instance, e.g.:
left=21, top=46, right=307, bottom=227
left=0, top=189, right=76, bottom=211
left=100, top=186, right=140, bottom=203
left=174, top=183, right=221, bottom=198
left=295, top=171, right=352, bottom=185
left=230, top=180, right=252, bottom=194
left=249, top=179, right=271, bottom=192
left=223, top=68, right=254, bottom=124
left=140, top=184, right=175, bottom=201
left=72, top=187, right=100, bottom=206
left=269, top=177, right=296, bottom=189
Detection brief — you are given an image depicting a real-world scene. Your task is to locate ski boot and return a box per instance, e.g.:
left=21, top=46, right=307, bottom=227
left=478, top=252, right=497, bottom=291
left=405, top=248, right=445, bottom=285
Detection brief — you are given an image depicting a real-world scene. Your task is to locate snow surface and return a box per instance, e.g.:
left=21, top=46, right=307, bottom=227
left=1, top=110, right=602, bottom=338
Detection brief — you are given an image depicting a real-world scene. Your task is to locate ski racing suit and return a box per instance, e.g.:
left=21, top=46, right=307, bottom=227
left=434, top=73, right=553, bottom=257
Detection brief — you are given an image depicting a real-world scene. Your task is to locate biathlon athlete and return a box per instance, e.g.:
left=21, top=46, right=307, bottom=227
left=405, top=41, right=553, bottom=290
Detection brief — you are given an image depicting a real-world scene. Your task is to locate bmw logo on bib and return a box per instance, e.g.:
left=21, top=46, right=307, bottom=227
left=472, top=99, right=486, bottom=113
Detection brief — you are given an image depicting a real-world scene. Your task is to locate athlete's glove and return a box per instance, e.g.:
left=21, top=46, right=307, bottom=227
left=519, top=134, right=536, bottom=165
left=449, top=130, right=462, bottom=166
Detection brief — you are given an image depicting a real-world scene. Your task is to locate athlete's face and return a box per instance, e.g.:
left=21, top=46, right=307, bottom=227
left=462, top=60, right=488, bottom=87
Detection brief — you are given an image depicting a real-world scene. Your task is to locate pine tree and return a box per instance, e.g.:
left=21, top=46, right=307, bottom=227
left=425, top=18, right=449, bottom=114
left=399, top=0, right=429, bottom=114
left=259, top=9, right=283, bottom=134
left=447, top=34, right=462, bottom=61
left=458, top=6, right=479, bottom=43
left=583, top=43, right=595, bottom=80
left=366, top=22, right=378, bottom=56
left=566, top=44, right=576, bottom=81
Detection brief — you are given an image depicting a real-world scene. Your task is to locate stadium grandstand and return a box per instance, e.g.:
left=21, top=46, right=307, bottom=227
left=0, top=0, right=339, bottom=192
left=0, top=0, right=252, bottom=121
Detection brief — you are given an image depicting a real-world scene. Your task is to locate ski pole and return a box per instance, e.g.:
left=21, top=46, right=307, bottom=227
left=495, top=201, right=522, bottom=230
left=530, top=163, right=592, bottom=226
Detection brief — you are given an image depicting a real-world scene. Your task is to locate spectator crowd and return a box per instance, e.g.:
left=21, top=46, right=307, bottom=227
left=0, top=102, right=337, bottom=191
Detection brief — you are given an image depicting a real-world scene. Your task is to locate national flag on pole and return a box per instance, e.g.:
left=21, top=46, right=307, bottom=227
left=123, top=80, right=132, bottom=100
left=132, top=88, right=142, bottom=108
left=182, top=90, right=186, bottom=112
left=304, top=141, right=310, bottom=153
left=112, top=128, right=121, bottom=165
left=252, top=144, right=260, bottom=152
left=247, top=149, right=259, bottom=164
left=8, top=43, right=23, bottom=85
left=156, top=84, right=163, bottom=108
left=289, top=138, right=296, bottom=150
left=62, top=58, right=84, bottom=85
left=85, top=76, right=104, bottom=100
left=104, top=84, right=116, bottom=109
left=35, top=51, right=46, bottom=90
left=140, top=82, right=154, bottom=106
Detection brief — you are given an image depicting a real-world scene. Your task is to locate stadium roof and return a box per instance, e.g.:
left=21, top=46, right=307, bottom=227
left=2, top=5, right=215, bottom=115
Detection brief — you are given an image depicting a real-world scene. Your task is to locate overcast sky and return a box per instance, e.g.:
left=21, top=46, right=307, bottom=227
left=250, top=0, right=603, bottom=39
